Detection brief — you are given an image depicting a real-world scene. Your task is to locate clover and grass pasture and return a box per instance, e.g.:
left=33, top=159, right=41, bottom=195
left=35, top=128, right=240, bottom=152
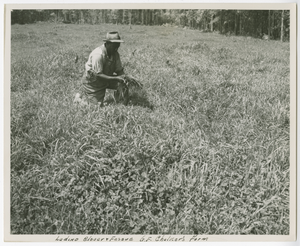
left=10, top=22, right=290, bottom=234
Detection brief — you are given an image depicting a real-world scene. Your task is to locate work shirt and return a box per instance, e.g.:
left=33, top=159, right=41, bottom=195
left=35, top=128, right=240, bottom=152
left=84, top=44, right=123, bottom=76
left=82, top=44, right=123, bottom=98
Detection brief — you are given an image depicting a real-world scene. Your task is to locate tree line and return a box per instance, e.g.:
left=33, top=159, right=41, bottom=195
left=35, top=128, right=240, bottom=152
left=11, top=9, right=290, bottom=41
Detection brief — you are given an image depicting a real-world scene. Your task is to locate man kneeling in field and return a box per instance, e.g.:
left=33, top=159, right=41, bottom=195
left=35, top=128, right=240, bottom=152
left=75, top=31, right=128, bottom=106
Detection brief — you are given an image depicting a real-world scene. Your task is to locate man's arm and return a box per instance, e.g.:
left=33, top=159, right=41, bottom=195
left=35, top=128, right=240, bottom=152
left=90, top=52, right=124, bottom=83
left=96, top=73, right=124, bottom=83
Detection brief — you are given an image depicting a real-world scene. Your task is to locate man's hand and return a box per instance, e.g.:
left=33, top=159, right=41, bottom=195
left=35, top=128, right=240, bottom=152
left=116, top=74, right=126, bottom=83
left=122, top=75, right=143, bottom=88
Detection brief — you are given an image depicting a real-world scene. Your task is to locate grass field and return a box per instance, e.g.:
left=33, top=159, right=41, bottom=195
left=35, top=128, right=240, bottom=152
left=10, top=22, right=290, bottom=235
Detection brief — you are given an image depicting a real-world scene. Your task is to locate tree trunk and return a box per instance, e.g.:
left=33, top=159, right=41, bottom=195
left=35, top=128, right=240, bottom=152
left=234, top=11, right=237, bottom=35
left=141, top=10, right=144, bottom=25
left=210, top=13, right=213, bottom=31
left=160, top=10, right=164, bottom=25
left=280, top=10, right=284, bottom=41
left=129, top=9, right=132, bottom=28
left=138, top=10, right=141, bottom=24
left=152, top=10, right=155, bottom=25
left=272, top=11, right=275, bottom=38
left=98, top=10, right=102, bottom=24
left=55, top=10, right=59, bottom=23
left=148, top=10, right=151, bottom=25
left=268, top=10, right=270, bottom=39
left=239, top=12, right=242, bottom=34
left=122, top=9, right=126, bottom=24
left=220, top=10, right=223, bottom=34
left=102, top=10, right=106, bottom=23
left=149, top=10, right=152, bottom=25
left=253, top=11, right=258, bottom=37
left=91, top=10, right=95, bottom=25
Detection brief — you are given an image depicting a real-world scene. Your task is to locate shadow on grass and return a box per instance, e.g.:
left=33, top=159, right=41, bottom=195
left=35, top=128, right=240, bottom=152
left=105, top=88, right=154, bottom=110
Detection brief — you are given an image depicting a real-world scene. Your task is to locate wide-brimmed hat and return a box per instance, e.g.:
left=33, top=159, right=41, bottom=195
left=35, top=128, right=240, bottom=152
left=103, top=31, right=124, bottom=43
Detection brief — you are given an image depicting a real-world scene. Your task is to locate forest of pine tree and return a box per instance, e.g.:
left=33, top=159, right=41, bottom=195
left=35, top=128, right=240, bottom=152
left=11, top=9, right=290, bottom=41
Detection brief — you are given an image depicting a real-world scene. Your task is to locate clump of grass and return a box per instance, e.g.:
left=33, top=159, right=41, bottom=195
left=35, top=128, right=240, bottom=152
left=11, top=23, right=290, bottom=235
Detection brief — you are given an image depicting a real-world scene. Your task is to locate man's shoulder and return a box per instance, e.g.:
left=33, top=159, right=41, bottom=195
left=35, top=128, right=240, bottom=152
left=91, top=45, right=106, bottom=57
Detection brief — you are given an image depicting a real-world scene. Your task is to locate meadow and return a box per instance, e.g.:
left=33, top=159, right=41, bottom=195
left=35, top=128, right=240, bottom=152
left=10, top=22, right=290, bottom=235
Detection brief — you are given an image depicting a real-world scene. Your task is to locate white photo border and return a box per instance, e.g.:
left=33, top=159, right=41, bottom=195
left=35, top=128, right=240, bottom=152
left=2, top=1, right=297, bottom=244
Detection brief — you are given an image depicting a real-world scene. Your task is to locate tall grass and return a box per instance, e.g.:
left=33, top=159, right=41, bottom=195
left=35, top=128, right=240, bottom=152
left=10, top=22, right=290, bottom=234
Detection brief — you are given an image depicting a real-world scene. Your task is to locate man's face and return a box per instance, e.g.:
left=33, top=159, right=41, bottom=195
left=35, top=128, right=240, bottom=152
left=106, top=42, right=120, bottom=56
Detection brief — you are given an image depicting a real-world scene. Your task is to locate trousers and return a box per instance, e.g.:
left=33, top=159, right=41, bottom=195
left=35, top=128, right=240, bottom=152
left=80, top=73, right=119, bottom=105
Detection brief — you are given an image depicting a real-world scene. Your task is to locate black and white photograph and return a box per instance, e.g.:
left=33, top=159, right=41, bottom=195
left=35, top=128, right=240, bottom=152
left=3, top=2, right=297, bottom=243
